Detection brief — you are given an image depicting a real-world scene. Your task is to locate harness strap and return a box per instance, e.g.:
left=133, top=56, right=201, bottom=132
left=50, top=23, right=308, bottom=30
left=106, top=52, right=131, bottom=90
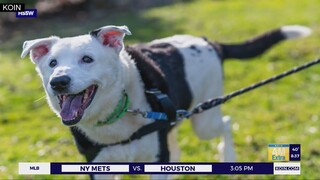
left=70, top=127, right=102, bottom=162
left=71, top=121, right=172, bottom=162
left=96, top=121, right=171, bottom=147
left=144, top=89, right=177, bottom=162
left=145, top=89, right=177, bottom=123
left=157, top=127, right=170, bottom=162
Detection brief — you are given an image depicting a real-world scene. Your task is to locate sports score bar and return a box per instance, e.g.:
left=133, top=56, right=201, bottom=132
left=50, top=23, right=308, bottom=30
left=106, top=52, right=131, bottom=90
left=19, top=162, right=300, bottom=175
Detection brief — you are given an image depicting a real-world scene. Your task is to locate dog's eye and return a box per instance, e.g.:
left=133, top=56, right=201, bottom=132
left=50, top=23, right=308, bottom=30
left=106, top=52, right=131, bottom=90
left=49, top=59, right=57, bottom=68
left=81, top=55, right=94, bottom=63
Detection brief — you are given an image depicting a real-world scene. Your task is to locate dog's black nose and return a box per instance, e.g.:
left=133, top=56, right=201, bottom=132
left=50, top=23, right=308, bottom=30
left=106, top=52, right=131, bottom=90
left=50, top=76, right=71, bottom=92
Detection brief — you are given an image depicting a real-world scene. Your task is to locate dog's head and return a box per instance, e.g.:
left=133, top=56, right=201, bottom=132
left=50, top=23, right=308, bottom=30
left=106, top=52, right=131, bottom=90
left=21, top=25, right=131, bottom=126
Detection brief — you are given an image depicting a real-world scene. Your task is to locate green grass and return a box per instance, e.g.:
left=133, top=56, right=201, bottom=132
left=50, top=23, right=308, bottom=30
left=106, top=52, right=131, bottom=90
left=1, top=0, right=320, bottom=179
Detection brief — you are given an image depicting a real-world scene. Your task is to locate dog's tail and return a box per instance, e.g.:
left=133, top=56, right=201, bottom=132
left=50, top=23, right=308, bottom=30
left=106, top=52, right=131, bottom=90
left=215, top=25, right=311, bottom=60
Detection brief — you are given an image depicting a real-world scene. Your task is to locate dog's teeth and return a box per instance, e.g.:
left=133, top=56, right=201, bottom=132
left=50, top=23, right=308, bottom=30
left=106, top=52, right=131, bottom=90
left=89, top=88, right=94, bottom=96
left=83, top=93, right=88, bottom=103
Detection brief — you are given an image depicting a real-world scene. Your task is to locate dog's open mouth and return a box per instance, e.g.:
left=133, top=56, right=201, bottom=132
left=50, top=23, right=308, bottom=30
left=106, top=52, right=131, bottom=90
left=58, top=85, right=98, bottom=126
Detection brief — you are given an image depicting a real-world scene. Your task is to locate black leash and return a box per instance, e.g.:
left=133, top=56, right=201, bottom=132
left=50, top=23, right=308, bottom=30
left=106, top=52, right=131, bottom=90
left=188, top=58, right=320, bottom=117
left=123, top=58, right=320, bottom=144
left=127, top=58, right=320, bottom=120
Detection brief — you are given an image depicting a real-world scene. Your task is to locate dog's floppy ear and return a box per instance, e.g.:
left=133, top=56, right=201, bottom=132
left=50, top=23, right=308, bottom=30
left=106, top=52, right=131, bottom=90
left=21, top=36, right=59, bottom=64
left=90, top=25, right=131, bottom=54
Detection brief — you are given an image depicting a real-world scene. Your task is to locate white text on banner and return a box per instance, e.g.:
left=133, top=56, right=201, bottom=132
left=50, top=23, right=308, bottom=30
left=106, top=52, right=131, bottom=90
left=19, top=162, right=50, bottom=174
left=61, top=165, right=129, bottom=173
left=274, top=162, right=300, bottom=175
left=145, top=165, right=212, bottom=172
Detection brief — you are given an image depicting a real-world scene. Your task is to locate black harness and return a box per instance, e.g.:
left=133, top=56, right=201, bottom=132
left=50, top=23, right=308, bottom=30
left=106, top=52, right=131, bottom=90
left=71, top=43, right=192, bottom=163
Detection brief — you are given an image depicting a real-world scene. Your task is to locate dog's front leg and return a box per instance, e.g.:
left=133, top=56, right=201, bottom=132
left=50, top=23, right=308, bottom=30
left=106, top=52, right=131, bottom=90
left=150, top=128, right=180, bottom=180
left=217, top=116, right=236, bottom=162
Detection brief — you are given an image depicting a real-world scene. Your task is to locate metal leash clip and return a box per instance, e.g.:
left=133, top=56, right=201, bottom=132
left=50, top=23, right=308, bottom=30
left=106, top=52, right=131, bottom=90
left=127, top=109, right=146, bottom=116
left=127, top=109, right=168, bottom=121
left=176, top=109, right=191, bottom=121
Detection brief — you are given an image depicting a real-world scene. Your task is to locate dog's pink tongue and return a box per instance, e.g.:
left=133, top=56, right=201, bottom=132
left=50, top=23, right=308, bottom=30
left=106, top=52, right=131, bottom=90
left=60, top=94, right=82, bottom=121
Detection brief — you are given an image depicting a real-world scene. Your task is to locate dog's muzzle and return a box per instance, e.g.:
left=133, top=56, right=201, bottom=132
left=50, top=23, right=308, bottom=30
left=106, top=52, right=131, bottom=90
left=50, top=75, right=98, bottom=126
left=50, top=75, right=71, bottom=92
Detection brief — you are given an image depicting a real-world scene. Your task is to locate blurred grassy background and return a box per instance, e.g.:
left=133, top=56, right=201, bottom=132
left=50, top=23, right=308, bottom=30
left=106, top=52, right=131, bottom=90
left=0, top=0, right=319, bottom=179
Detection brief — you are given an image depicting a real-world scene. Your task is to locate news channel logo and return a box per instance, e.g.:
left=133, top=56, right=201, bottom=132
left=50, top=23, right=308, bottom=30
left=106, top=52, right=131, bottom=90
left=0, top=3, right=37, bottom=18
left=268, top=144, right=300, bottom=161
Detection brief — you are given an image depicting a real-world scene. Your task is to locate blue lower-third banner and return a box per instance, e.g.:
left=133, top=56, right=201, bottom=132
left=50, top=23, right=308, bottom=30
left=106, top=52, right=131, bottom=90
left=18, top=162, right=300, bottom=175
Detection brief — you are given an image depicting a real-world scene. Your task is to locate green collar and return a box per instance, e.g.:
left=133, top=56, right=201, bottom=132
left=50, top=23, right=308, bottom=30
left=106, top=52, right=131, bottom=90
left=96, top=91, right=129, bottom=126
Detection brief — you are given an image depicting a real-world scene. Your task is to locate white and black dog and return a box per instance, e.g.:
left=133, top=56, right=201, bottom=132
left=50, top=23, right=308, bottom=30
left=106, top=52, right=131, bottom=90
left=21, top=25, right=310, bottom=179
